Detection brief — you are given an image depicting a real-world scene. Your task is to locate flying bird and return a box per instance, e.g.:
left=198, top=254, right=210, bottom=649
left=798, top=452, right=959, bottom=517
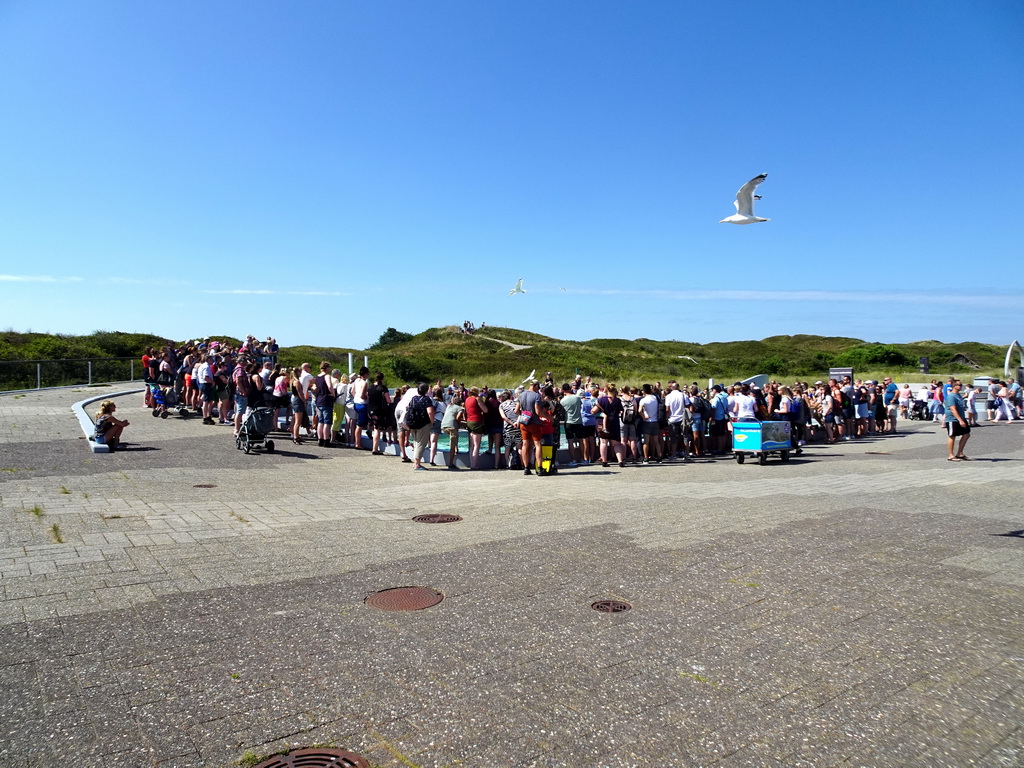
left=677, top=356, right=699, bottom=365
left=720, top=173, right=770, bottom=224
left=509, top=278, right=525, bottom=296
left=521, top=369, right=536, bottom=385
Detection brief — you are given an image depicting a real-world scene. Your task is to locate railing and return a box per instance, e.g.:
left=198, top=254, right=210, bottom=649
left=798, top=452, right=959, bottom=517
left=0, top=358, right=138, bottom=392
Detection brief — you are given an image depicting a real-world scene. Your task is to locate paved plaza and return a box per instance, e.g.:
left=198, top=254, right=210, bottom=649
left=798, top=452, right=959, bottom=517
left=0, top=384, right=1022, bottom=767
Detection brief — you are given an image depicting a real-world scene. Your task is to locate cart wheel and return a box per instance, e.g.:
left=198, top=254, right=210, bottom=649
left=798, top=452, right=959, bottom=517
left=736, top=452, right=745, bottom=464
left=160, top=411, right=168, bottom=419
left=235, top=437, right=241, bottom=450
left=780, top=450, right=790, bottom=463
left=151, top=409, right=160, bottom=417
left=758, top=453, right=767, bottom=465
left=180, top=409, right=189, bottom=418
left=265, top=440, right=275, bottom=453
left=243, top=441, right=251, bottom=454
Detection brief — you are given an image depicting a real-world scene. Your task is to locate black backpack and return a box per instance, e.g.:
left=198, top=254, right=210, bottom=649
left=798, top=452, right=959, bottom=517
left=622, top=398, right=637, bottom=424
left=693, top=395, right=712, bottom=420
left=405, top=396, right=431, bottom=429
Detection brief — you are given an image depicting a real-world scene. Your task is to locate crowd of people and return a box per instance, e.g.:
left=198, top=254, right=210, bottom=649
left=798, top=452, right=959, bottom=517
left=132, top=337, right=1023, bottom=470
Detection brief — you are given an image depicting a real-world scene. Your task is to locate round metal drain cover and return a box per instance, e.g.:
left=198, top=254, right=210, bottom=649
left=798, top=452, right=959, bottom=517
left=412, top=513, right=463, bottom=524
left=193, top=484, right=217, bottom=488
left=252, top=748, right=370, bottom=768
left=365, top=586, right=443, bottom=611
left=592, top=600, right=632, bottom=613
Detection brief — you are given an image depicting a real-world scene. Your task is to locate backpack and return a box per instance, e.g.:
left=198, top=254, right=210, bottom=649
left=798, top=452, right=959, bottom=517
left=405, top=395, right=431, bottom=429
left=693, top=395, right=712, bottom=420
left=621, top=398, right=637, bottom=424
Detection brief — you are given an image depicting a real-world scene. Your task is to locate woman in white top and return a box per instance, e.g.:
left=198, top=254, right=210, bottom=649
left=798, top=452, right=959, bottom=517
left=898, top=384, right=912, bottom=420
left=333, top=373, right=350, bottom=445
left=429, top=387, right=447, bottom=466
left=731, top=384, right=758, bottom=421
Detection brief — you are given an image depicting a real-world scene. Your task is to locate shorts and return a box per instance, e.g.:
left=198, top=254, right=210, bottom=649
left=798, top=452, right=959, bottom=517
left=824, top=412, right=837, bottom=424
left=233, top=394, right=248, bottom=413
left=432, top=420, right=443, bottom=435
left=947, top=421, right=970, bottom=437
left=368, top=409, right=386, bottom=431
left=691, top=415, right=703, bottom=433
left=668, top=422, right=686, bottom=443
left=353, top=403, right=368, bottom=427
left=621, top=422, right=638, bottom=441
left=503, top=430, right=523, bottom=448
left=709, top=419, right=727, bottom=436
left=856, top=403, right=869, bottom=419
left=467, top=420, right=486, bottom=435
left=200, top=383, right=216, bottom=402
left=215, top=387, right=228, bottom=401
left=442, top=426, right=459, bottom=438
left=581, top=424, right=596, bottom=439
left=564, top=423, right=585, bottom=440
left=317, top=406, right=333, bottom=426
left=291, top=395, right=305, bottom=413
left=520, top=422, right=543, bottom=442
left=641, top=421, right=660, bottom=436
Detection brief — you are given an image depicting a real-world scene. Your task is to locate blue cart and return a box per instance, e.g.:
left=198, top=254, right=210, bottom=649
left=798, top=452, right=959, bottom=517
left=732, top=420, right=793, bottom=465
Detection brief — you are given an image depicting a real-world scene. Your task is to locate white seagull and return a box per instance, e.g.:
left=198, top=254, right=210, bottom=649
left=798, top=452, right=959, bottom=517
left=509, top=278, right=526, bottom=296
left=720, top=173, right=770, bottom=224
left=521, top=369, right=536, bottom=385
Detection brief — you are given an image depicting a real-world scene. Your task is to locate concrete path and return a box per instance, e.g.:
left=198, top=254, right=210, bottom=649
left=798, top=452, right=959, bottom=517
left=1, top=384, right=1022, bottom=767
left=477, top=336, right=533, bottom=351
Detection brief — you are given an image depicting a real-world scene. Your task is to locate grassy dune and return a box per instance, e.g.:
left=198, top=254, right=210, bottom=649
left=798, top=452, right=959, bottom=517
left=0, top=326, right=1007, bottom=391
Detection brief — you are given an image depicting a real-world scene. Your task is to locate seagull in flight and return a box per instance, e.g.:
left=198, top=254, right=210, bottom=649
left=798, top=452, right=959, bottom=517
left=509, top=278, right=525, bottom=296
left=521, top=369, right=536, bottom=385
left=677, top=356, right=699, bottom=365
left=720, top=173, right=770, bottom=224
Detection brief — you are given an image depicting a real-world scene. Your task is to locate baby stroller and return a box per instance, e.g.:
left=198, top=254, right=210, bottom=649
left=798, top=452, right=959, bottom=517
left=150, top=383, right=190, bottom=419
left=236, top=407, right=276, bottom=454
left=908, top=399, right=929, bottom=420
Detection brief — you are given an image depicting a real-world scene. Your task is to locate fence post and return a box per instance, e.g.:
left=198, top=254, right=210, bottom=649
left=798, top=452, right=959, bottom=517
left=88, top=361, right=92, bottom=385
left=130, top=360, right=134, bottom=381
left=37, top=363, right=41, bottom=390
left=348, top=353, right=353, bottom=376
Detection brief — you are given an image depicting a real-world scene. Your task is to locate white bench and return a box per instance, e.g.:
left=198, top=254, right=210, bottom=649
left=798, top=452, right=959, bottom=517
left=72, top=389, right=145, bottom=453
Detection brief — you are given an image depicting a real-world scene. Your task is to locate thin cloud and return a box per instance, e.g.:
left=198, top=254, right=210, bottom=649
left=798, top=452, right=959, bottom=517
left=562, top=288, right=1020, bottom=307
left=202, top=289, right=276, bottom=295
left=201, top=289, right=351, bottom=296
left=0, top=274, right=83, bottom=283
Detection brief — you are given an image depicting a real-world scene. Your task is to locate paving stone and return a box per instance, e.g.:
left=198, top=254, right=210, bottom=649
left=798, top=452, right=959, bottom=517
left=1, top=386, right=1023, bottom=766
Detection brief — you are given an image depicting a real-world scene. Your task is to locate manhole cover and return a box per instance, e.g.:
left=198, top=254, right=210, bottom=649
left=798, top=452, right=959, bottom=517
left=365, top=586, right=443, bottom=611
left=252, top=748, right=370, bottom=768
left=592, top=600, right=632, bottom=613
left=193, top=484, right=217, bottom=488
left=412, top=513, right=463, bottom=524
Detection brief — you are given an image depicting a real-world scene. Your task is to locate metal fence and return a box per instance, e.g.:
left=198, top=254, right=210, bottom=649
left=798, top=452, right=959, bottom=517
left=0, top=358, right=138, bottom=392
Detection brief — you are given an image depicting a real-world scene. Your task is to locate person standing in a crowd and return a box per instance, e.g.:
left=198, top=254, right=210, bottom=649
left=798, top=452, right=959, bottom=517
left=944, top=380, right=971, bottom=461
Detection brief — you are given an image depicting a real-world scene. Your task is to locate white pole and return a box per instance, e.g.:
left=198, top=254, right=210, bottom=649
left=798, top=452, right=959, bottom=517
left=348, top=352, right=353, bottom=376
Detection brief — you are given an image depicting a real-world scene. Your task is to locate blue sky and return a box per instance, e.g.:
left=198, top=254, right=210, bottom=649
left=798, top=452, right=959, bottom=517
left=1, top=1, right=1021, bottom=350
